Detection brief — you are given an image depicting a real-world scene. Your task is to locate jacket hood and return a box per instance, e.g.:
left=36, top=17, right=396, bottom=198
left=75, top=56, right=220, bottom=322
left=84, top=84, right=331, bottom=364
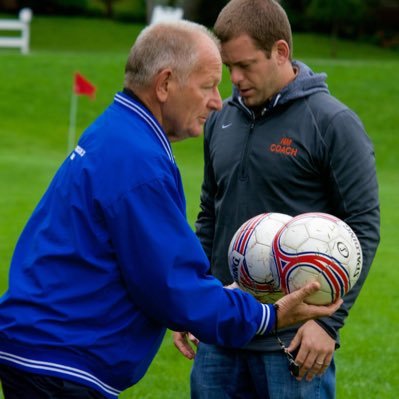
left=232, top=61, right=329, bottom=113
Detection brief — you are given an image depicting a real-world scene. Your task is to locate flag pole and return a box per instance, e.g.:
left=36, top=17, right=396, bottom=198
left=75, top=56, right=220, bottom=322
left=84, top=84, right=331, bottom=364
left=67, top=91, right=78, bottom=154
left=67, top=72, right=96, bottom=154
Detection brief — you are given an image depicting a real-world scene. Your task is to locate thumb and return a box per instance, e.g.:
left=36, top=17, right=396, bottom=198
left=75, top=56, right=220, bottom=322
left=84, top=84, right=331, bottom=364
left=294, top=281, right=321, bottom=301
left=225, top=282, right=240, bottom=290
left=286, top=332, right=301, bottom=353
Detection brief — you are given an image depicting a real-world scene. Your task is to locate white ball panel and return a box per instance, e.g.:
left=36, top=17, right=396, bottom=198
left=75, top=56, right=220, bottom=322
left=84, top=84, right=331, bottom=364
left=271, top=212, right=363, bottom=304
left=228, top=212, right=293, bottom=301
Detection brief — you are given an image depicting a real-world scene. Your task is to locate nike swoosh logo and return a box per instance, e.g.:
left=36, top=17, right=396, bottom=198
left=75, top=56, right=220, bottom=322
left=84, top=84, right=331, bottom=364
left=222, top=123, right=232, bottom=129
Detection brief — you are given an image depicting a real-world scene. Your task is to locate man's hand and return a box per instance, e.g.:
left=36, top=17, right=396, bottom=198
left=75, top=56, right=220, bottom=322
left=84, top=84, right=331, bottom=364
left=173, top=331, right=199, bottom=360
left=173, top=282, right=239, bottom=359
left=275, top=281, right=343, bottom=329
left=287, top=320, right=335, bottom=381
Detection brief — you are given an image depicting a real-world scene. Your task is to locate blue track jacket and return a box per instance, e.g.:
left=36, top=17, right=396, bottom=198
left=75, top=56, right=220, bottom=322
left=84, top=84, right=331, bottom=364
left=0, top=92, right=274, bottom=398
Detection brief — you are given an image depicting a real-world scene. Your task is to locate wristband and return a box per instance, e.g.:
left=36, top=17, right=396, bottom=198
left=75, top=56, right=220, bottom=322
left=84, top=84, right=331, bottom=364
left=256, top=303, right=277, bottom=335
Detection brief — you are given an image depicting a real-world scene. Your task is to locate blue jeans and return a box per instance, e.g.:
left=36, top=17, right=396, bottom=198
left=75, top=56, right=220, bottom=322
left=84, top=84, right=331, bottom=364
left=191, top=343, right=335, bottom=399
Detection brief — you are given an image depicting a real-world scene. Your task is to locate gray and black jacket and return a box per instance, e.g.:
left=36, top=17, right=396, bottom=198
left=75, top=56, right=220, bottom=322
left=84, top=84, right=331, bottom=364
left=196, top=61, right=380, bottom=351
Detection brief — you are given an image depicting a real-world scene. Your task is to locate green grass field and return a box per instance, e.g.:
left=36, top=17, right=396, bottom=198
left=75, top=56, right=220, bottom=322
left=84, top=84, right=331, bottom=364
left=0, top=16, right=398, bottom=398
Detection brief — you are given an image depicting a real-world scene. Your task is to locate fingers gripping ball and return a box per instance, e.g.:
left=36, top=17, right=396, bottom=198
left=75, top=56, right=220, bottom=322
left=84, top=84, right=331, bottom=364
left=228, top=213, right=293, bottom=303
left=271, top=212, right=363, bottom=305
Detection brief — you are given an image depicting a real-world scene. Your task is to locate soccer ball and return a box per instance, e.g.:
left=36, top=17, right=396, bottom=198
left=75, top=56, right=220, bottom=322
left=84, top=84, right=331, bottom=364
left=271, top=212, right=363, bottom=305
left=228, top=212, right=293, bottom=303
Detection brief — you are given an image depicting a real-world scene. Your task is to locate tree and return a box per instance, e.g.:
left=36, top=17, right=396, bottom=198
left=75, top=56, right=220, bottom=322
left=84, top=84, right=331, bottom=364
left=183, top=0, right=227, bottom=26
left=0, top=0, right=19, bottom=12
left=15, top=0, right=88, bottom=15
left=306, top=0, right=374, bottom=56
left=98, top=0, right=120, bottom=18
left=281, top=0, right=311, bottom=31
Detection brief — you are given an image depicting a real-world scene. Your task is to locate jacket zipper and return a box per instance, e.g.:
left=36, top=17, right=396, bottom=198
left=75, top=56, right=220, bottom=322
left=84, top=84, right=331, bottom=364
left=239, top=119, right=255, bottom=180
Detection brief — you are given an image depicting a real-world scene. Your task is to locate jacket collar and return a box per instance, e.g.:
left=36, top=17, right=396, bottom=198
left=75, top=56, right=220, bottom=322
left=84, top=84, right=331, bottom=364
left=114, top=90, right=175, bottom=164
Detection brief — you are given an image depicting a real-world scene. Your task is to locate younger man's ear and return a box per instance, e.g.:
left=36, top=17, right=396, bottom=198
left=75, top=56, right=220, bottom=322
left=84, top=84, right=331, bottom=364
left=274, top=40, right=290, bottom=63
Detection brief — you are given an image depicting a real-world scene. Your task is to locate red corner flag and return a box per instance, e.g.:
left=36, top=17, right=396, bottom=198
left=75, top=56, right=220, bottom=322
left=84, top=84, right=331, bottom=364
left=68, top=72, right=96, bottom=153
left=74, top=72, right=96, bottom=99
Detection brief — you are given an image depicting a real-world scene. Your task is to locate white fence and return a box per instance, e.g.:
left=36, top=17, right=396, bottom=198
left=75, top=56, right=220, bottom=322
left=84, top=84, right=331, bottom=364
left=150, top=6, right=183, bottom=24
left=0, top=8, right=33, bottom=54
